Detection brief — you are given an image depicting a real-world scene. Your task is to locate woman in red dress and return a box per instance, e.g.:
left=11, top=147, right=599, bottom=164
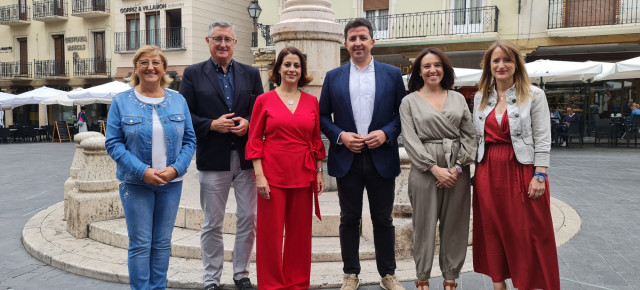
left=245, top=46, right=326, bottom=290
left=472, top=40, right=560, bottom=290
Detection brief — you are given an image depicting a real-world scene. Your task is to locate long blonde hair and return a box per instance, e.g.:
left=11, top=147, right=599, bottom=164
left=477, top=40, right=532, bottom=110
left=126, top=45, right=173, bottom=88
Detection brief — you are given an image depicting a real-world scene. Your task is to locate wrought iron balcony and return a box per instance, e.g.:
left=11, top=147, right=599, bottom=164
left=33, top=0, right=67, bottom=21
left=336, top=6, right=498, bottom=40
left=0, top=4, right=31, bottom=25
left=34, top=60, right=68, bottom=78
left=0, top=61, right=32, bottom=78
left=73, top=58, right=111, bottom=77
left=115, top=27, right=186, bottom=52
left=72, top=0, right=109, bottom=17
left=549, top=0, right=640, bottom=29
left=251, top=24, right=274, bottom=48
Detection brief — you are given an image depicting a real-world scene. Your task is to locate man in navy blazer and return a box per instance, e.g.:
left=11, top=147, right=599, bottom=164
left=319, top=18, right=406, bottom=290
left=180, top=20, right=263, bottom=290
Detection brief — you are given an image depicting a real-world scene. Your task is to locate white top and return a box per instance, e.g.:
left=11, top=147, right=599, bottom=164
left=135, top=91, right=182, bottom=182
left=349, top=57, right=376, bottom=137
left=495, top=113, right=503, bottom=126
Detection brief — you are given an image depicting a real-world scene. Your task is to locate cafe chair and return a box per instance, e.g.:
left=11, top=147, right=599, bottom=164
left=558, top=119, right=584, bottom=147
left=593, top=116, right=612, bottom=147
left=0, top=127, right=11, bottom=143
left=625, top=115, right=640, bottom=147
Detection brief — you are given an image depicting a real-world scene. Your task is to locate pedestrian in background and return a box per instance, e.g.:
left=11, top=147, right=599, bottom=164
left=400, top=47, right=476, bottom=290
left=105, top=45, right=196, bottom=290
left=472, top=40, right=560, bottom=290
left=78, top=106, right=88, bottom=132
left=246, top=46, right=326, bottom=290
left=180, top=20, right=263, bottom=290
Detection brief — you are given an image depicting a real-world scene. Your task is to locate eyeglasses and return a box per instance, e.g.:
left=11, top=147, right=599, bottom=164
left=208, top=37, right=235, bottom=45
left=137, top=60, right=163, bottom=68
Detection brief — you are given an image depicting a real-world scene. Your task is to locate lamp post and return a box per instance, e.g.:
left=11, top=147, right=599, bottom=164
left=247, top=0, right=262, bottom=47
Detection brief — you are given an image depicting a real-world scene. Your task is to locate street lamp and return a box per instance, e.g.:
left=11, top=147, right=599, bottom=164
left=247, top=0, right=262, bottom=47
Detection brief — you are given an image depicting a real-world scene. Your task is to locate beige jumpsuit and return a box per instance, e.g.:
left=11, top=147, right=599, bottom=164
left=399, top=91, right=477, bottom=281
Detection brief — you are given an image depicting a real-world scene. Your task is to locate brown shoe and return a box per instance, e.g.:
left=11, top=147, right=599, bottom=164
left=415, top=280, right=429, bottom=289
left=380, top=274, right=405, bottom=290
left=340, top=274, right=360, bottom=290
left=443, top=280, right=458, bottom=290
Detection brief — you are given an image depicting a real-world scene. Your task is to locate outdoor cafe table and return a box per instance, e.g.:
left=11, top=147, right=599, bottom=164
left=609, top=117, right=632, bottom=146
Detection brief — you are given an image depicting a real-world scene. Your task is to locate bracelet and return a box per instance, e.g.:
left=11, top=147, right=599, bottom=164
left=533, top=172, right=547, bottom=178
left=316, top=168, right=324, bottom=173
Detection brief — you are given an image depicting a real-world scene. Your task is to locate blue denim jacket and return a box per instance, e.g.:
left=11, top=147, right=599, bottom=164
left=105, top=88, right=196, bottom=184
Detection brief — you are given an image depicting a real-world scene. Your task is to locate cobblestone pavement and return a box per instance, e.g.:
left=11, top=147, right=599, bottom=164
left=0, top=143, right=638, bottom=289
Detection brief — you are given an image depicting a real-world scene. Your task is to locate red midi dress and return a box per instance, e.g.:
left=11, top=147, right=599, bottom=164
left=473, top=109, right=560, bottom=290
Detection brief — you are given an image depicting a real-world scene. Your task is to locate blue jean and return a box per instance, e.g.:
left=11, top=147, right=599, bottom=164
left=119, top=181, right=183, bottom=290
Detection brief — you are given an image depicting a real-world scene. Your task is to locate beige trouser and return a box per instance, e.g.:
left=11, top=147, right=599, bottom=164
left=408, top=157, right=471, bottom=281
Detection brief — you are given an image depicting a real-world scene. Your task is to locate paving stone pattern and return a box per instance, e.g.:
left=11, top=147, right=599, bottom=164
left=0, top=143, right=638, bottom=290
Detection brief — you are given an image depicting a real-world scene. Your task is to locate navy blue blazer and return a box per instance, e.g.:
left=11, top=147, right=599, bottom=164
left=319, top=61, right=405, bottom=179
left=180, top=59, right=264, bottom=171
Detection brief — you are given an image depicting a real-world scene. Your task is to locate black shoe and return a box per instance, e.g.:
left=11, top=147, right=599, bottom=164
left=204, top=283, right=220, bottom=290
left=234, top=277, right=256, bottom=290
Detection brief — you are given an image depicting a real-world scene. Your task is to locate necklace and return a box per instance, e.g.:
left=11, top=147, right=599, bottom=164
left=279, top=89, right=299, bottom=106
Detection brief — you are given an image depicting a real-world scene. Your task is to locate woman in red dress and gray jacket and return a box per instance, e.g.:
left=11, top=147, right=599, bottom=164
left=472, top=40, right=560, bottom=290
left=245, top=46, right=325, bottom=290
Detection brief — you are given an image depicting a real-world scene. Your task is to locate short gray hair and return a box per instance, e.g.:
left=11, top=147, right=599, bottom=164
left=208, top=20, right=236, bottom=37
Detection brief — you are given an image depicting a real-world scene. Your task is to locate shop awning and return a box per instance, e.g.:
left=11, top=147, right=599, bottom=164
left=0, top=92, right=16, bottom=110
left=10, top=87, right=67, bottom=108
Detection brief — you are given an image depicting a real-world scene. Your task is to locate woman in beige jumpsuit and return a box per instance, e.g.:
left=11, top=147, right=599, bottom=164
left=399, top=48, right=476, bottom=290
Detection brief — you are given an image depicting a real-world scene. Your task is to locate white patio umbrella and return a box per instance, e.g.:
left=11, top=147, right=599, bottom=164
left=593, top=56, right=640, bottom=81
left=41, top=88, right=83, bottom=106
left=11, top=86, right=67, bottom=108
left=0, top=92, right=16, bottom=110
left=525, top=59, right=603, bottom=84
left=67, top=81, right=131, bottom=100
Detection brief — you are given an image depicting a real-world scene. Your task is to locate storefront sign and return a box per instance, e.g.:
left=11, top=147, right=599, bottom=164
left=120, top=2, right=183, bottom=13
left=65, top=36, right=87, bottom=51
left=0, top=46, right=11, bottom=53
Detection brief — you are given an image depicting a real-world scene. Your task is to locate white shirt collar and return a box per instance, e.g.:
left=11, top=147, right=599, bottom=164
left=350, top=56, right=375, bottom=71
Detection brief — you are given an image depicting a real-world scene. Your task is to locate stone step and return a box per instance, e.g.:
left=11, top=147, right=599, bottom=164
left=89, top=218, right=376, bottom=262
left=175, top=170, right=343, bottom=237
left=26, top=203, right=458, bottom=289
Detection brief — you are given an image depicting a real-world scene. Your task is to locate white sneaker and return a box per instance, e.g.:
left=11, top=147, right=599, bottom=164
left=380, top=274, right=405, bottom=290
left=340, top=274, right=359, bottom=290
left=561, top=141, right=566, bottom=147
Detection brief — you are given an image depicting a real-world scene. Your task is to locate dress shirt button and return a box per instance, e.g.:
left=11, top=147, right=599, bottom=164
left=164, top=121, right=167, bottom=124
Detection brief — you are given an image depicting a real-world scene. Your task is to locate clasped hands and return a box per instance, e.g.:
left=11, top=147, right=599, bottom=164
left=432, top=165, right=459, bottom=189
left=340, top=130, right=386, bottom=153
left=210, top=112, right=248, bottom=136
left=143, top=166, right=178, bottom=186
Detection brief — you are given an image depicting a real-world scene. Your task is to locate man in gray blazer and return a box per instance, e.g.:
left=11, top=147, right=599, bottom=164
left=180, top=20, right=263, bottom=290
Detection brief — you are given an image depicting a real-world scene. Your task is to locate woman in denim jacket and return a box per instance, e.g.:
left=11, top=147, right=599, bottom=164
left=471, top=40, right=559, bottom=290
left=105, top=45, right=196, bottom=290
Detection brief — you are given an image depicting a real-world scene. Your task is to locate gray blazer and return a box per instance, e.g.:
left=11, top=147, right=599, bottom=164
left=473, top=85, right=551, bottom=167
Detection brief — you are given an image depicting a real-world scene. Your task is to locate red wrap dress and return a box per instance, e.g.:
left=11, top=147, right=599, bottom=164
left=245, top=90, right=326, bottom=290
left=473, top=109, right=560, bottom=290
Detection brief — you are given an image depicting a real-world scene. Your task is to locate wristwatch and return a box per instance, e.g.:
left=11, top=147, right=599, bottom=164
left=533, top=172, right=547, bottom=183
left=453, top=163, right=463, bottom=174
left=316, top=168, right=324, bottom=173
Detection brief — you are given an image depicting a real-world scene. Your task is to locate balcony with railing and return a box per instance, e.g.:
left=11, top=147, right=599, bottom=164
left=33, top=0, right=67, bottom=22
left=115, top=27, right=186, bottom=52
left=549, top=0, right=640, bottom=29
left=0, top=61, right=32, bottom=78
left=336, top=6, right=499, bottom=41
left=251, top=24, right=274, bottom=48
left=72, top=0, right=108, bottom=17
left=34, top=60, right=68, bottom=78
left=0, top=4, right=31, bottom=25
left=73, top=58, right=111, bottom=77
